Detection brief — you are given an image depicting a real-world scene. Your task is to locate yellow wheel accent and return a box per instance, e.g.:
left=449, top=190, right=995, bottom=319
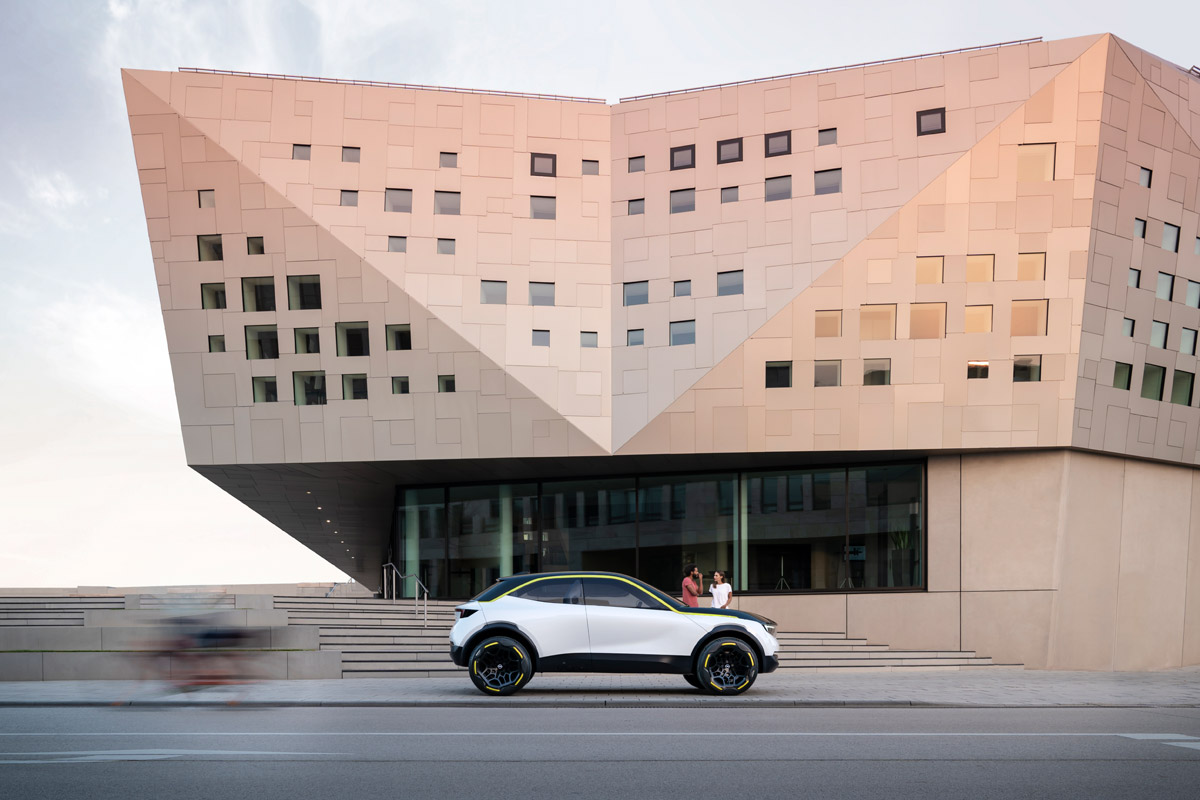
left=485, top=686, right=500, bottom=692
left=710, top=682, right=720, bottom=690
left=513, top=647, right=523, bottom=658
left=748, top=653, right=754, bottom=666
left=484, top=641, right=498, bottom=648
left=722, top=642, right=737, bottom=647
left=738, top=680, right=749, bottom=690
left=704, top=654, right=711, bottom=668
left=472, top=661, right=478, bottom=675
left=515, top=674, right=524, bottom=686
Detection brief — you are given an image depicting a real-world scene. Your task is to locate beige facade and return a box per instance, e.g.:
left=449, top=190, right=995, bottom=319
left=124, top=35, right=1200, bottom=669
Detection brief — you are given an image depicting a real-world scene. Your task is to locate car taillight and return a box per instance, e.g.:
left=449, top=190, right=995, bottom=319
left=455, top=608, right=476, bottom=620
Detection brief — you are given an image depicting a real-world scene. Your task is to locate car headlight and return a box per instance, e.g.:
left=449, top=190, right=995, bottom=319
left=762, top=621, right=777, bottom=637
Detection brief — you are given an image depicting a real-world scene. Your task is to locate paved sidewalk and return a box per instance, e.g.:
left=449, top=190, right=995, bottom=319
left=2, top=668, right=1200, bottom=708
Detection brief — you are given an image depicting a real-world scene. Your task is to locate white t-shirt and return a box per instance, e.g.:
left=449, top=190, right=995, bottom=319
left=710, top=582, right=732, bottom=608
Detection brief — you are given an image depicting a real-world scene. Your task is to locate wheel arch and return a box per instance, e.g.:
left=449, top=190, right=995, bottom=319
left=689, top=625, right=764, bottom=671
left=464, top=623, right=540, bottom=671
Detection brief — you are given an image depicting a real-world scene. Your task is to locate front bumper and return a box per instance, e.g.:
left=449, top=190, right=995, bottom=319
left=761, top=654, right=779, bottom=674
left=450, top=644, right=467, bottom=667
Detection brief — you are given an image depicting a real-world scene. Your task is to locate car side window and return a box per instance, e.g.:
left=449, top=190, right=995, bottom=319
left=582, top=578, right=659, bottom=610
left=510, top=578, right=583, bottom=604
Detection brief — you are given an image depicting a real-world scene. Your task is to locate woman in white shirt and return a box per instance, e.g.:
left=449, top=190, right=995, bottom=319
left=709, top=570, right=732, bottom=609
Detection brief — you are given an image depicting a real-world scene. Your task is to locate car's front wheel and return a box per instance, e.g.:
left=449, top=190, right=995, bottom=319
left=468, top=636, right=533, bottom=696
left=695, top=637, right=758, bottom=695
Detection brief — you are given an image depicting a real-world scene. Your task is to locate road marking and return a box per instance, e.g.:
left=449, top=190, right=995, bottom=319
left=1164, top=742, right=1200, bottom=751
left=0, top=748, right=343, bottom=765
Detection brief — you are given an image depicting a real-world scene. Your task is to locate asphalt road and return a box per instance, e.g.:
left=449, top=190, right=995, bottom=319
left=2, top=706, right=1199, bottom=798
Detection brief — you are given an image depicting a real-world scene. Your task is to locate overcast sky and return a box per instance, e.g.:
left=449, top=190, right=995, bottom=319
left=0, top=0, right=1194, bottom=588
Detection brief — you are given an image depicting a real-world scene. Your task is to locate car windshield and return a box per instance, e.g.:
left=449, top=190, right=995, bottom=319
left=633, top=579, right=687, bottom=610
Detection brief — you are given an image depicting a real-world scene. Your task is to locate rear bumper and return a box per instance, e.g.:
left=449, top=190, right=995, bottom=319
left=450, top=644, right=467, bottom=667
left=761, top=654, right=779, bottom=674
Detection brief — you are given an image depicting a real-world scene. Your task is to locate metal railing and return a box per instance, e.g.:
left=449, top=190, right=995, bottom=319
left=177, top=67, right=606, bottom=104
left=620, top=37, right=1044, bottom=102
left=1190, top=66, right=1200, bottom=79
left=381, top=563, right=428, bottom=627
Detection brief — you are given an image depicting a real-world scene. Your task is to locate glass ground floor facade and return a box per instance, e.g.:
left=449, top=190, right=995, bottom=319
left=390, top=461, right=925, bottom=600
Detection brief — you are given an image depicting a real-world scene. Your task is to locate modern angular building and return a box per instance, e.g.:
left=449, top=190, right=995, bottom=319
left=123, top=34, right=1200, bottom=669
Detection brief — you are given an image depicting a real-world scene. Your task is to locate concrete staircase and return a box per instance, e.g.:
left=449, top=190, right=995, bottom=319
left=274, top=596, right=1010, bottom=678
left=0, top=596, right=126, bottom=627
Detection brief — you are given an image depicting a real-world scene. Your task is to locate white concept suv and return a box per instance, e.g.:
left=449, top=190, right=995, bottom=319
left=449, top=571, right=779, bottom=696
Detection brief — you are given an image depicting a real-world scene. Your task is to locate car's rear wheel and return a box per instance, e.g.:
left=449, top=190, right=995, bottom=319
left=468, top=635, right=533, bottom=696
left=695, top=637, right=758, bottom=695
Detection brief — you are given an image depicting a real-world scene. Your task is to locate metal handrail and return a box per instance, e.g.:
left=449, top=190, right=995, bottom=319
left=381, top=563, right=428, bottom=627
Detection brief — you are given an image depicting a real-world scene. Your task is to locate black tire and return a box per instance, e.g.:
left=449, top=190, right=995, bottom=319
left=468, top=636, right=533, bottom=696
left=683, top=673, right=702, bottom=690
left=695, top=637, right=758, bottom=695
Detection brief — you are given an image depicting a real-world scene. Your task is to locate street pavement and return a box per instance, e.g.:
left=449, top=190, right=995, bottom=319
left=1, top=706, right=1199, bottom=798
left=2, top=666, right=1200, bottom=707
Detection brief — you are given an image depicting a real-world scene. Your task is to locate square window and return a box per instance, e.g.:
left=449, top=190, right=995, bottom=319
left=916, top=108, right=946, bottom=135
left=1011, top=299, right=1048, bottom=336
left=1188, top=281, right=1200, bottom=308
left=1113, top=361, right=1132, bottom=390
left=1013, top=355, right=1042, bottom=383
left=340, top=190, right=358, bottom=207
left=814, top=168, right=841, bottom=195
left=628, top=155, right=645, bottom=173
left=287, top=275, right=321, bottom=310
left=717, top=270, right=743, bottom=297
left=342, top=374, right=368, bottom=401
left=909, top=302, right=946, bottom=338
left=1017, top=143, right=1056, bottom=181
left=916, top=256, right=943, bottom=284
left=967, top=360, right=990, bottom=379
left=241, top=277, right=275, bottom=312
left=385, top=188, right=412, bottom=212
left=1157, top=272, right=1175, bottom=300
left=765, top=175, right=792, bottom=202
left=628, top=198, right=645, bottom=215
left=1163, top=222, right=1181, bottom=253
left=480, top=280, right=507, bottom=304
left=437, top=238, right=456, bottom=255
left=342, top=146, right=360, bottom=163
left=815, top=309, right=842, bottom=338
left=627, top=328, right=644, bottom=346
left=863, top=358, right=890, bottom=386
left=717, top=138, right=743, bottom=164
left=529, top=282, right=555, bottom=306
left=1018, top=253, right=1046, bottom=281
left=1122, top=318, right=1135, bottom=337
left=721, top=186, right=738, bottom=203
left=1183, top=328, right=1198, bottom=356
left=434, top=191, right=460, bottom=215
left=439, top=152, right=458, bottom=168
left=859, top=305, right=895, bottom=340
left=623, top=281, right=649, bottom=306
left=670, top=188, right=695, bottom=213
left=293, top=371, right=326, bottom=406
left=670, top=144, right=695, bottom=170
left=814, top=360, right=841, bottom=387
left=198, top=189, right=215, bottom=208
left=292, top=144, right=311, bottom=160
left=1141, top=363, right=1165, bottom=400
left=385, top=324, right=412, bottom=351
left=247, top=236, right=265, bottom=255
left=764, top=131, right=791, bottom=157
left=765, top=361, right=792, bottom=388
left=201, top=283, right=227, bottom=310
left=818, top=128, right=837, bottom=146
left=208, top=335, right=225, bottom=353
left=438, top=375, right=456, bottom=393
left=674, top=280, right=691, bottom=297
left=245, top=324, right=279, bottom=360
left=582, top=159, right=599, bottom=175
left=965, top=305, right=993, bottom=333
left=1128, top=268, right=1141, bottom=288
left=1139, top=167, right=1152, bottom=188
left=392, top=376, right=410, bottom=395
left=670, top=319, right=695, bottom=346
left=336, top=322, right=370, bottom=357
left=1172, top=370, right=1195, bottom=406
left=966, top=254, right=994, bottom=282
left=1134, top=218, right=1146, bottom=238
left=388, top=235, right=407, bottom=253
left=252, top=376, right=278, bottom=403
left=532, top=329, right=550, bottom=347
left=581, top=331, right=598, bottom=348
left=295, top=327, right=319, bottom=354
left=530, top=195, right=556, bottom=219
left=197, top=234, right=223, bottom=261
left=531, top=153, right=556, bottom=176
left=1152, top=320, right=1168, bottom=348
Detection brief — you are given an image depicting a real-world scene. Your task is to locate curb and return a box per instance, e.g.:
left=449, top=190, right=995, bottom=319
left=3, top=700, right=1199, bottom=709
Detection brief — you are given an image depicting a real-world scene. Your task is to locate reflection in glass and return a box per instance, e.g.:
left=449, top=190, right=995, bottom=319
left=637, top=475, right=736, bottom=595
left=540, top=478, right=637, bottom=576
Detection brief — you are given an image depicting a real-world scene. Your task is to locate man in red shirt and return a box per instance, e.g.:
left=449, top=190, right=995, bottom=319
left=681, top=563, right=704, bottom=607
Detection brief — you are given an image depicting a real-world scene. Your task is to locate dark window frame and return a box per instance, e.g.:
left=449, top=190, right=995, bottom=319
left=670, top=144, right=696, bottom=171
left=764, top=130, right=791, bottom=157
left=916, top=107, right=947, bottom=136
left=531, top=152, right=557, bottom=177
left=716, top=137, right=743, bottom=164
